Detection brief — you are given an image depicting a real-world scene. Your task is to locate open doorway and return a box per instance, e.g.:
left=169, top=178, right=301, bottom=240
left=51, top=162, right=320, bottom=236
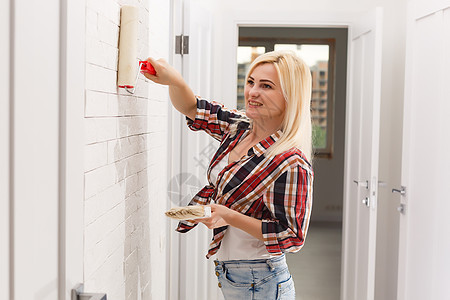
left=237, top=27, right=348, bottom=299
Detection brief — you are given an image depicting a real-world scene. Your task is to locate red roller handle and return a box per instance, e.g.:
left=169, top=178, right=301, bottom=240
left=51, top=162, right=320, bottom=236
left=139, top=61, right=156, bottom=75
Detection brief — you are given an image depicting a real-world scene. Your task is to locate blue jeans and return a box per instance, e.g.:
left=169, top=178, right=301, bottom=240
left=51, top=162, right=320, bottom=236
left=214, top=255, right=295, bottom=300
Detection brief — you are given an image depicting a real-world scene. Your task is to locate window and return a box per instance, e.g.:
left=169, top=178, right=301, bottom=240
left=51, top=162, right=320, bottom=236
left=236, top=46, right=266, bottom=109
left=237, top=29, right=336, bottom=157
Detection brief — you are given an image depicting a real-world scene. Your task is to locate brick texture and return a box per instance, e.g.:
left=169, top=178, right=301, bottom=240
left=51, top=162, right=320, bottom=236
left=84, top=0, right=170, bottom=299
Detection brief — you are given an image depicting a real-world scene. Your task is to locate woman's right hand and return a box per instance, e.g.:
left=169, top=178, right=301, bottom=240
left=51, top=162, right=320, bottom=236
left=141, top=57, right=185, bottom=87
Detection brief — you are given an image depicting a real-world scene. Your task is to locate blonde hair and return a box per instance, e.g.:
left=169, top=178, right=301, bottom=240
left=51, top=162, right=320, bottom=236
left=242, top=50, right=313, bottom=161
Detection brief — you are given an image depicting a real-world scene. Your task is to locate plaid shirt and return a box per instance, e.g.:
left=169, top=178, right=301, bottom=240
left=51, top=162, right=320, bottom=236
left=176, top=98, right=314, bottom=259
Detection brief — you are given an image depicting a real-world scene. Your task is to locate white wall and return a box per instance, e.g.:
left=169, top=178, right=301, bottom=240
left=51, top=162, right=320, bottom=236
left=209, top=1, right=407, bottom=299
left=83, top=0, right=170, bottom=298
left=12, top=1, right=61, bottom=299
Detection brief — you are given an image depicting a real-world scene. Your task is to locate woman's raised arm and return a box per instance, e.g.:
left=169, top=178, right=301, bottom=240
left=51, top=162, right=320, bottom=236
left=142, top=57, right=197, bottom=120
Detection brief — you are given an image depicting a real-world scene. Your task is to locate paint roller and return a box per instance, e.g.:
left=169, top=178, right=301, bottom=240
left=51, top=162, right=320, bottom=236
left=117, top=5, right=155, bottom=93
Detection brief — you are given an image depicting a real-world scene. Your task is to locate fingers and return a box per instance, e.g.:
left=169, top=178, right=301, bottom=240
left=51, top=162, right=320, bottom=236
left=141, top=57, right=179, bottom=85
left=196, top=215, right=226, bottom=229
left=141, top=57, right=160, bottom=80
left=209, top=203, right=219, bottom=211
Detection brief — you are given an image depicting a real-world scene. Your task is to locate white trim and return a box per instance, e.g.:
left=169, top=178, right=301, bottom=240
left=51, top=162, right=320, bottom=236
left=367, top=7, right=383, bottom=300
left=168, top=1, right=184, bottom=300
left=341, top=22, right=354, bottom=300
left=63, top=0, right=85, bottom=298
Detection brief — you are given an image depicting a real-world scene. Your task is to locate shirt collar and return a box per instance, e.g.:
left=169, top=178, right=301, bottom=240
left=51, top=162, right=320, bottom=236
left=247, top=130, right=283, bottom=157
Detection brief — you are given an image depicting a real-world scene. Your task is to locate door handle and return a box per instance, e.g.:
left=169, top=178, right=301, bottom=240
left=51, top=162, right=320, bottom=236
left=392, top=186, right=406, bottom=195
left=362, top=197, right=370, bottom=207
left=392, top=186, right=406, bottom=214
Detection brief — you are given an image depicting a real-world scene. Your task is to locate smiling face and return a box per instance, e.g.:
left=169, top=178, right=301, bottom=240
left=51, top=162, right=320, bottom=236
left=244, top=63, right=286, bottom=127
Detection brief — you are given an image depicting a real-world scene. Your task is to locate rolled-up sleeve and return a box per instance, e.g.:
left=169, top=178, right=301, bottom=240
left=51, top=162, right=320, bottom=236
left=261, top=163, right=314, bottom=254
left=186, top=97, right=244, bottom=141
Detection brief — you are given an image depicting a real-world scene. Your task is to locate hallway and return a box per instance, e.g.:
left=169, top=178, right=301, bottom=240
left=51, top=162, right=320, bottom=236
left=4, top=0, right=450, bottom=299
left=287, top=222, right=342, bottom=300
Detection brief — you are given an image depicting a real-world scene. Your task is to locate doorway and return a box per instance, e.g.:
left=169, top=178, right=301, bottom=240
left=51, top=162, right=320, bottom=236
left=237, top=27, right=348, bottom=300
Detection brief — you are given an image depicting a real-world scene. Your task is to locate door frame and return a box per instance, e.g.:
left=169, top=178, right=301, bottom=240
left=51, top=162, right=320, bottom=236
left=167, top=1, right=184, bottom=299
left=1, top=0, right=11, bottom=298
left=62, top=0, right=86, bottom=298
left=217, top=9, right=378, bottom=300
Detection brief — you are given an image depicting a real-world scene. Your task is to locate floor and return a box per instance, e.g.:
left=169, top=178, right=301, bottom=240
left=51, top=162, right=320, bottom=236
left=286, top=222, right=342, bottom=300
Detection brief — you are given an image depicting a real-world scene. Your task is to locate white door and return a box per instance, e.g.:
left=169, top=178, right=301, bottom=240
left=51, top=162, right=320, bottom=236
left=396, top=1, right=450, bottom=299
left=4, top=1, right=85, bottom=299
left=342, top=8, right=383, bottom=300
left=169, top=1, right=221, bottom=299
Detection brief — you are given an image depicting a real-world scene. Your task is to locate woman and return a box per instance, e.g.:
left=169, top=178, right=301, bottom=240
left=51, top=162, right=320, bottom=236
left=142, top=50, right=313, bottom=300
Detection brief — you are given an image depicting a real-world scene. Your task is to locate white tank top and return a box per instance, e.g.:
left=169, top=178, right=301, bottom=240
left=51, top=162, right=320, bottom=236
left=209, top=153, right=270, bottom=261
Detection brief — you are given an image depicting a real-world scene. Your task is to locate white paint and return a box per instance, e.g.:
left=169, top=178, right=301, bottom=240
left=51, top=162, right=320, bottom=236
left=397, top=1, right=450, bottom=299
left=83, top=0, right=171, bottom=298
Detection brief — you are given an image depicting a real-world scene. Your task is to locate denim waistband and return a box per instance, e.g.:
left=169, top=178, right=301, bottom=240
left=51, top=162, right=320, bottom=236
left=214, top=254, right=286, bottom=270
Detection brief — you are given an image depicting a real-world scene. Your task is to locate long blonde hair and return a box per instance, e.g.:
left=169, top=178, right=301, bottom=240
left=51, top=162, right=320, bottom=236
left=242, top=50, right=312, bottom=161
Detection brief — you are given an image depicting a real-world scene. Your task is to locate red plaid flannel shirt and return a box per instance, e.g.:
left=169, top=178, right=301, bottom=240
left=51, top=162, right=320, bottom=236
left=176, top=98, right=314, bottom=259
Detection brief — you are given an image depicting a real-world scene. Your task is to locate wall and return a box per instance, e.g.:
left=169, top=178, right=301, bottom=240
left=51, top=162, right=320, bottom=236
left=83, top=0, right=170, bottom=299
left=10, top=1, right=61, bottom=299
left=209, top=0, right=407, bottom=299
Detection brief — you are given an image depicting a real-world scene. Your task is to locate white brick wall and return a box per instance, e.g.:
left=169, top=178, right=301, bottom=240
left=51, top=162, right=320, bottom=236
left=84, top=0, right=170, bottom=299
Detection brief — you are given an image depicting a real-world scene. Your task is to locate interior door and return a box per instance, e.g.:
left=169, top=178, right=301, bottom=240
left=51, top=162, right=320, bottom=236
left=396, top=2, right=450, bottom=299
left=342, top=8, right=383, bottom=300
left=169, top=1, right=220, bottom=299
left=4, top=1, right=85, bottom=299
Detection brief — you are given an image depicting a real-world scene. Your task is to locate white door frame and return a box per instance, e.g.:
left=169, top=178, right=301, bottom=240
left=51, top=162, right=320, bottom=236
left=62, top=0, right=86, bottom=298
left=167, top=1, right=184, bottom=299
left=216, top=9, right=380, bottom=300
left=168, top=1, right=220, bottom=299
left=1, top=0, right=11, bottom=298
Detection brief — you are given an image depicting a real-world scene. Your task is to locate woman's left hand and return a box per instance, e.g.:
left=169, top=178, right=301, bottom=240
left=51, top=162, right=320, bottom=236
left=196, top=204, right=264, bottom=241
left=196, top=204, right=235, bottom=229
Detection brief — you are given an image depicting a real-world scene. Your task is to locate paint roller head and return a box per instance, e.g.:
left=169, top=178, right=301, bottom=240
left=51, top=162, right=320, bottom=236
left=117, top=6, right=139, bottom=88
